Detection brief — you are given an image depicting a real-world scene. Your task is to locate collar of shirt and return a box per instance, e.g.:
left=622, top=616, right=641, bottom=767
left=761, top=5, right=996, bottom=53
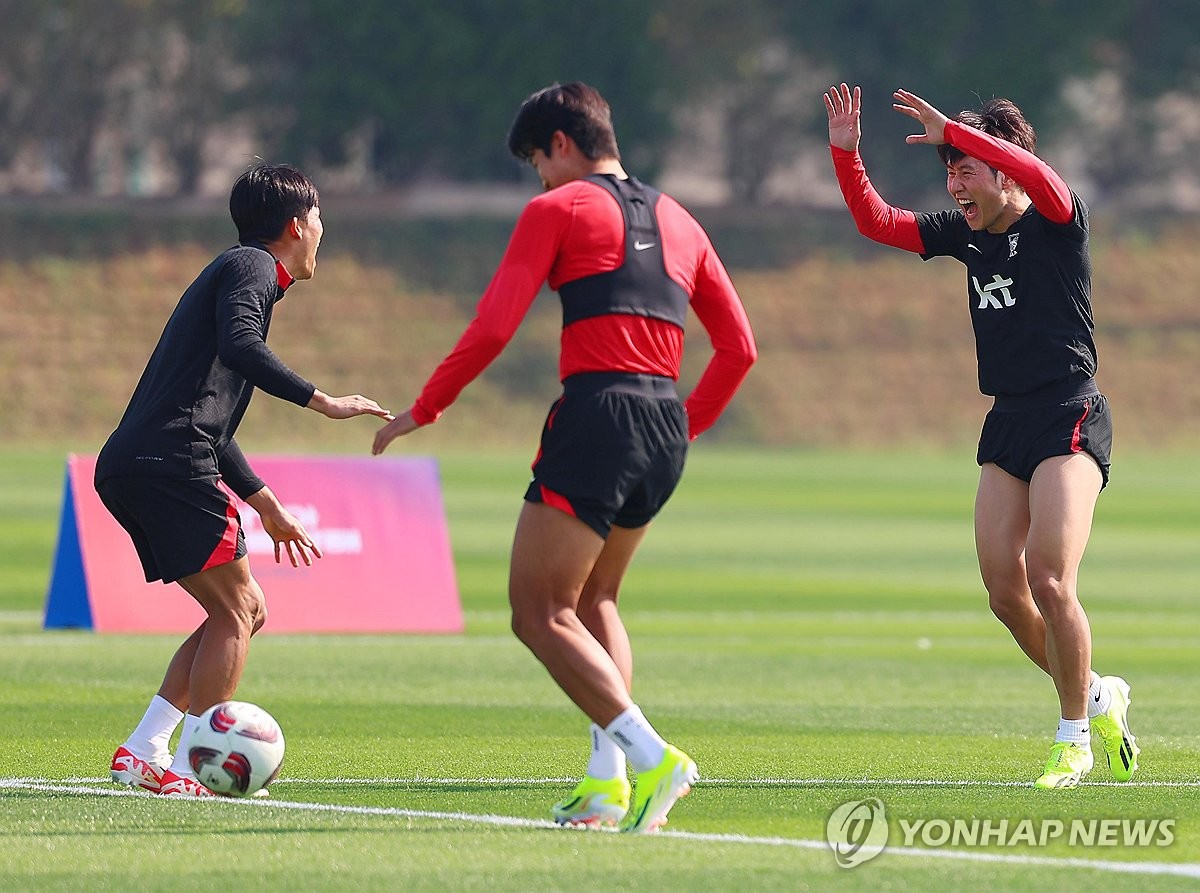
left=238, top=239, right=295, bottom=292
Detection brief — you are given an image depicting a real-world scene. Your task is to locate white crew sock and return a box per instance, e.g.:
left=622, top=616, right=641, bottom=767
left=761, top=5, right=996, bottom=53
left=167, top=713, right=203, bottom=777
left=1087, top=672, right=1112, bottom=718
left=603, top=705, right=667, bottom=772
left=1055, top=716, right=1091, bottom=747
left=586, top=723, right=627, bottom=780
left=124, top=695, right=184, bottom=763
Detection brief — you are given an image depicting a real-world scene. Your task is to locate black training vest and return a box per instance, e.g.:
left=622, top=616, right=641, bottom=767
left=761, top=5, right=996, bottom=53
left=557, top=174, right=690, bottom=329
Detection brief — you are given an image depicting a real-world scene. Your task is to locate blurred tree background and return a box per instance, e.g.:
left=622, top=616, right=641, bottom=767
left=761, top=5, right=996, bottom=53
left=2, top=0, right=1199, bottom=208
left=2, top=0, right=1199, bottom=450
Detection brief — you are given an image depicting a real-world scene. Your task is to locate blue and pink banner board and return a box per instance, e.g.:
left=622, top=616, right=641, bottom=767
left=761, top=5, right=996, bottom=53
left=44, top=454, right=463, bottom=634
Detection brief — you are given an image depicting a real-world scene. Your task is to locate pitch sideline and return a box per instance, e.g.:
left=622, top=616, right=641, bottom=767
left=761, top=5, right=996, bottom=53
left=40, top=775, right=1200, bottom=788
left=2, top=777, right=1199, bottom=880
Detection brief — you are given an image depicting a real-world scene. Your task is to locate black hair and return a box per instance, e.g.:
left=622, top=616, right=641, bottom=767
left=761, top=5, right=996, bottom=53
left=937, top=98, right=1037, bottom=167
left=229, top=163, right=319, bottom=243
left=506, top=82, right=620, bottom=162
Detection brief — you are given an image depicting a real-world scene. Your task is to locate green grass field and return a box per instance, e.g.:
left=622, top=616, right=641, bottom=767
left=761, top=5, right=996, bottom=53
left=1, top=445, right=1197, bottom=891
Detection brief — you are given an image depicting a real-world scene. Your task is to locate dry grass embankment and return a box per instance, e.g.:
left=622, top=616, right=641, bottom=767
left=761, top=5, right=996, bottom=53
left=2, top=220, right=1197, bottom=453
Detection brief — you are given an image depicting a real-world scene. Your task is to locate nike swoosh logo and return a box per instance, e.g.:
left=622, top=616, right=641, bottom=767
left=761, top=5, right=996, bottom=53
left=968, top=243, right=982, bottom=253
left=633, top=240, right=656, bottom=251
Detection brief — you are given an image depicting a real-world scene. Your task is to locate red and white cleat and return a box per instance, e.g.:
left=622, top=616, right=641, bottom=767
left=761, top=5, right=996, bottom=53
left=110, top=745, right=167, bottom=793
left=157, top=768, right=216, bottom=798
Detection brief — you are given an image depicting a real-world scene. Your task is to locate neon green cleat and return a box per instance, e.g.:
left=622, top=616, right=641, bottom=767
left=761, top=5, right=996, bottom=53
left=1091, top=676, right=1140, bottom=782
left=1034, top=741, right=1094, bottom=789
left=619, top=745, right=698, bottom=834
left=551, top=775, right=631, bottom=827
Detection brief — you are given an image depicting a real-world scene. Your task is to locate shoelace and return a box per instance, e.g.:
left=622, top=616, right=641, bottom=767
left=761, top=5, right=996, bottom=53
left=1047, top=745, right=1076, bottom=771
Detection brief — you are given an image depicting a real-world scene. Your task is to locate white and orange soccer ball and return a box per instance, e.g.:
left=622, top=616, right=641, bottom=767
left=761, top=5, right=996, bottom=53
left=188, top=701, right=285, bottom=797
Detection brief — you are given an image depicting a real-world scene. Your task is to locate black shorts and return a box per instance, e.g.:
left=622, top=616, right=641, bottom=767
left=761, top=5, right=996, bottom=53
left=95, top=475, right=246, bottom=583
left=977, top=384, right=1113, bottom=488
left=524, top=372, right=689, bottom=538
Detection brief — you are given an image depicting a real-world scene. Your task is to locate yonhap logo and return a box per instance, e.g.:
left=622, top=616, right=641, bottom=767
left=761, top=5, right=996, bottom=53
left=826, top=798, right=888, bottom=868
left=825, top=798, right=1176, bottom=868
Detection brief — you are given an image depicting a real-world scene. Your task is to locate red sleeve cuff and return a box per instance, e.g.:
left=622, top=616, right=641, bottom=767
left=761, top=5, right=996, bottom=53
left=409, top=400, right=440, bottom=426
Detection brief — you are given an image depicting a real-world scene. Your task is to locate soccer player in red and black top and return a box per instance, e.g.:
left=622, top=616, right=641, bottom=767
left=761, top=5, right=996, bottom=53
left=825, top=84, right=1138, bottom=788
left=373, top=83, right=757, bottom=831
left=97, top=164, right=391, bottom=798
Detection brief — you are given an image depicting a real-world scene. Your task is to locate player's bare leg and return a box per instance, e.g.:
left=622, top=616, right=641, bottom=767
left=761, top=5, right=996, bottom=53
left=154, top=557, right=267, bottom=796
left=1026, top=453, right=1102, bottom=722
left=511, top=502, right=695, bottom=830
left=509, top=502, right=630, bottom=724
left=577, top=523, right=648, bottom=691
left=176, top=557, right=268, bottom=715
left=154, top=625, right=205, bottom=714
left=1021, top=453, right=1106, bottom=788
left=112, top=559, right=266, bottom=793
left=975, top=464, right=1050, bottom=674
left=156, top=571, right=269, bottom=714
left=550, top=523, right=648, bottom=826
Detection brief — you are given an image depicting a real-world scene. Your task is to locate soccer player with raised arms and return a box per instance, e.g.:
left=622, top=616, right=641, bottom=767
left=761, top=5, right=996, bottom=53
left=824, top=83, right=1138, bottom=788
left=373, top=82, right=756, bottom=831
left=98, top=164, right=392, bottom=797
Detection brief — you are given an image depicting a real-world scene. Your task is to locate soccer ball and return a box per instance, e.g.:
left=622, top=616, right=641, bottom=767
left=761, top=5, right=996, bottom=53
left=188, top=701, right=285, bottom=797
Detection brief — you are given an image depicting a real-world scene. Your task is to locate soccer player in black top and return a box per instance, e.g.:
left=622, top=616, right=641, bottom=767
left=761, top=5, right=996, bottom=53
left=825, top=84, right=1139, bottom=788
left=98, top=164, right=392, bottom=798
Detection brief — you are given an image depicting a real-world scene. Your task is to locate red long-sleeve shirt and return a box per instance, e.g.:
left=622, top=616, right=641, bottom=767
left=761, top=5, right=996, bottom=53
left=411, top=177, right=756, bottom=439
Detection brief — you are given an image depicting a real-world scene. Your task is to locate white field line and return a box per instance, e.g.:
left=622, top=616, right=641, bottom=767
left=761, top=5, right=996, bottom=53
left=3, top=777, right=1199, bottom=880
left=45, top=775, right=1200, bottom=788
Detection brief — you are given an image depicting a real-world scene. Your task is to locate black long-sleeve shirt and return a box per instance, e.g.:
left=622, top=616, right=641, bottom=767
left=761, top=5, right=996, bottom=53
left=95, top=242, right=315, bottom=498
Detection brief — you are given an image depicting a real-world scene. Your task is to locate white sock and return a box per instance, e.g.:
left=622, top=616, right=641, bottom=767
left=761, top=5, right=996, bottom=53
left=167, top=713, right=202, bottom=777
left=586, top=723, right=627, bottom=780
left=1056, top=716, right=1091, bottom=747
left=1087, top=672, right=1112, bottom=718
left=603, top=705, right=667, bottom=772
left=124, top=695, right=184, bottom=764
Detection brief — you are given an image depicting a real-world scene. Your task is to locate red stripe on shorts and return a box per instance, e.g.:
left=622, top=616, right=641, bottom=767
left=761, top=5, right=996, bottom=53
left=201, top=488, right=241, bottom=572
left=539, top=484, right=577, bottom=519
left=1070, top=400, right=1091, bottom=453
left=531, top=397, right=566, bottom=470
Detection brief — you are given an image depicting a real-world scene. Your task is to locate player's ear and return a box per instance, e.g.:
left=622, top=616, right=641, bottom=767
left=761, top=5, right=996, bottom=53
left=287, top=216, right=303, bottom=239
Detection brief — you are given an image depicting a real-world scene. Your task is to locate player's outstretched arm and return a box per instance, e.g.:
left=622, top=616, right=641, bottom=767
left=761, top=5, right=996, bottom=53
left=371, top=409, right=420, bottom=455
left=826, top=83, right=925, bottom=253
left=307, top=389, right=393, bottom=421
left=243, top=485, right=324, bottom=567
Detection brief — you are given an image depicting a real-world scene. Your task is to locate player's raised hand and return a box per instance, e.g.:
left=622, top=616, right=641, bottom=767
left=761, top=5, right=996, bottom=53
left=893, top=89, right=950, bottom=146
left=372, top=408, right=420, bottom=455
left=308, top=389, right=394, bottom=421
left=824, top=83, right=862, bottom=152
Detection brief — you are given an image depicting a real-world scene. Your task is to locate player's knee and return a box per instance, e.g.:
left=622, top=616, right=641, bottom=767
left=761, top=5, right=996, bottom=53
left=209, top=583, right=265, bottom=635
left=987, top=589, right=1022, bottom=625
left=510, top=602, right=571, bottom=651
left=979, top=562, right=1032, bottom=622
left=1026, top=568, right=1073, bottom=614
left=510, top=607, right=550, bottom=647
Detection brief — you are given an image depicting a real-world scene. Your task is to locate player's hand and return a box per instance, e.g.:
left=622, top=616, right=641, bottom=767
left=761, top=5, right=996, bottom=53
left=824, top=83, right=862, bottom=152
left=372, top=409, right=420, bottom=455
left=260, top=507, right=324, bottom=568
left=893, top=89, right=950, bottom=146
left=309, top=389, right=394, bottom=421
